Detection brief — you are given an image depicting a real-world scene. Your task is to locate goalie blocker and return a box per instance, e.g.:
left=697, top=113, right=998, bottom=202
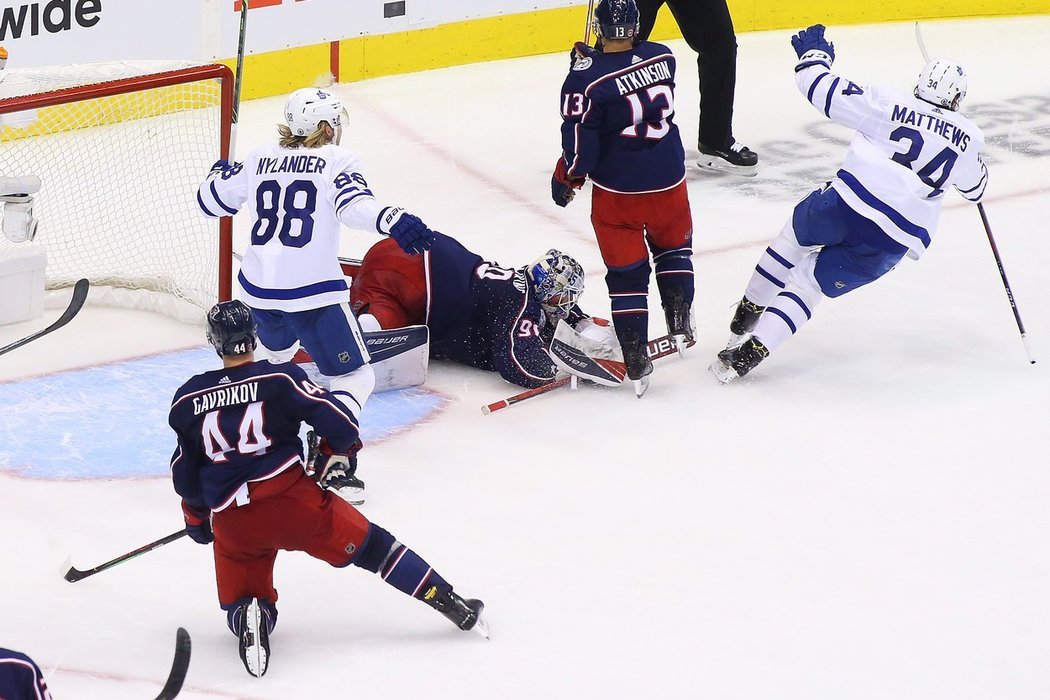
left=294, top=324, right=429, bottom=392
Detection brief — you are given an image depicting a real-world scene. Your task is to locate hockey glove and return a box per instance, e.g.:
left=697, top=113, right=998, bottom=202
left=379, top=207, right=435, bottom=255
left=182, top=500, right=214, bottom=545
left=791, top=24, right=835, bottom=66
left=314, top=438, right=364, bottom=491
left=569, top=41, right=599, bottom=67
left=551, top=158, right=585, bottom=208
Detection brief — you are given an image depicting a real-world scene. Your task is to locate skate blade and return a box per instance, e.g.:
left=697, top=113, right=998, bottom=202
left=725, top=332, right=749, bottom=350
left=335, top=485, right=366, bottom=506
left=673, top=334, right=691, bottom=357
left=472, top=614, right=491, bottom=640
left=242, top=600, right=269, bottom=678
left=708, top=359, right=740, bottom=384
left=633, top=376, right=650, bottom=397
left=695, top=156, right=758, bottom=178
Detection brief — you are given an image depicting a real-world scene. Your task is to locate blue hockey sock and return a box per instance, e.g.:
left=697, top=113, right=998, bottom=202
left=650, top=239, right=694, bottom=307
left=352, top=523, right=449, bottom=599
left=606, top=260, right=651, bottom=346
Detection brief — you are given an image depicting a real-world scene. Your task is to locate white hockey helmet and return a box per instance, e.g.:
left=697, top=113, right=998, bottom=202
left=284, top=87, right=349, bottom=137
left=914, top=58, right=968, bottom=111
left=528, top=249, right=585, bottom=320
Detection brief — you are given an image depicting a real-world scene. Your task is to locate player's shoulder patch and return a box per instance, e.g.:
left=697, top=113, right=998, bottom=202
left=512, top=268, right=528, bottom=294
left=572, top=56, right=593, bottom=71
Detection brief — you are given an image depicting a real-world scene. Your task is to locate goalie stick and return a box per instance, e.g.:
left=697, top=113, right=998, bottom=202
left=0, top=278, right=88, bottom=357
left=482, top=333, right=693, bottom=415
left=154, top=627, right=192, bottom=700
left=63, top=529, right=187, bottom=583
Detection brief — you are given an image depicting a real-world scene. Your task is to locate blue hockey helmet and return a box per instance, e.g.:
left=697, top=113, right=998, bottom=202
left=206, top=300, right=258, bottom=357
left=593, top=0, right=640, bottom=44
left=528, top=249, right=585, bottom=320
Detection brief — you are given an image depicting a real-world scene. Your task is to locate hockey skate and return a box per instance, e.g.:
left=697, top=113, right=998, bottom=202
left=709, top=337, right=769, bottom=384
left=306, top=430, right=366, bottom=505
left=233, top=598, right=271, bottom=677
left=422, top=585, right=490, bottom=639
left=727, top=297, right=765, bottom=348
left=662, top=287, right=695, bottom=356
left=619, top=330, right=653, bottom=398
left=696, top=139, right=758, bottom=177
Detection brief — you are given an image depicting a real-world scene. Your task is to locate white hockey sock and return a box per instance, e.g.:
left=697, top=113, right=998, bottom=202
left=256, top=339, right=300, bottom=364
left=329, top=364, right=376, bottom=420
left=358, top=313, right=382, bottom=332
left=752, top=254, right=823, bottom=353
left=744, top=219, right=817, bottom=307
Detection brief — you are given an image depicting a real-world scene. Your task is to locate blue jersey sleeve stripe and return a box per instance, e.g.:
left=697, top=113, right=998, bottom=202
left=335, top=190, right=371, bottom=214
left=795, top=59, right=831, bottom=73
left=823, top=77, right=841, bottom=118
left=807, top=71, right=830, bottom=104
left=958, top=167, right=988, bottom=195
left=209, top=180, right=238, bottom=216
left=196, top=189, right=220, bottom=218
left=238, top=270, right=348, bottom=300
left=837, top=169, right=931, bottom=248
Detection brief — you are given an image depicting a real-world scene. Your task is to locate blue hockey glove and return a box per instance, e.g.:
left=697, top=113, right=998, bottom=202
left=182, top=501, right=213, bottom=545
left=378, top=207, right=435, bottom=255
left=791, top=24, right=835, bottom=63
left=551, top=157, right=585, bottom=208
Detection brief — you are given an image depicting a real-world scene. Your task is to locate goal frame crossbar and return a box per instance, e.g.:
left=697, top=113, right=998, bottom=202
left=0, top=63, right=236, bottom=304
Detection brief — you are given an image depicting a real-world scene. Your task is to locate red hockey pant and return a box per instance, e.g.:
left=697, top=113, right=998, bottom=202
left=211, top=467, right=371, bottom=607
left=590, top=182, right=693, bottom=268
left=348, top=238, right=428, bottom=329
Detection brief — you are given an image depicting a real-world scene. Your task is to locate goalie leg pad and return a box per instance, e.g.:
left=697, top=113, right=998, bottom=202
left=548, top=319, right=626, bottom=386
left=363, top=324, right=429, bottom=392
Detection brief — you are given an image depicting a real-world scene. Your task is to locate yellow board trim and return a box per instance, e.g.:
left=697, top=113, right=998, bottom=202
left=227, top=3, right=1048, bottom=98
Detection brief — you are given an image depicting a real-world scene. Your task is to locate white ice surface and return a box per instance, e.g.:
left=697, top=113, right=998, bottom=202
left=1, top=16, right=1049, bottom=700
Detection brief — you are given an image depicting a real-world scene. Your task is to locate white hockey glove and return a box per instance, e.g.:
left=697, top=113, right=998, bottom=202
left=2, top=194, right=38, bottom=243
left=548, top=319, right=626, bottom=386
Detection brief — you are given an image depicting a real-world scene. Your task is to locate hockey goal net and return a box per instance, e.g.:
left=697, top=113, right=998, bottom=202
left=0, top=62, right=233, bottom=321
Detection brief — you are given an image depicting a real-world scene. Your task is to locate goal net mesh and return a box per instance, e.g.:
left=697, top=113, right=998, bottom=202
left=0, top=62, right=230, bottom=320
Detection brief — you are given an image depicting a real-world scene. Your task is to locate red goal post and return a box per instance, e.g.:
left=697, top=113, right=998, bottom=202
left=0, top=62, right=235, bottom=320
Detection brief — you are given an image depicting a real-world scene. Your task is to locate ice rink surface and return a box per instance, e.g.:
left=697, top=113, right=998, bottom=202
left=1, top=16, right=1048, bottom=700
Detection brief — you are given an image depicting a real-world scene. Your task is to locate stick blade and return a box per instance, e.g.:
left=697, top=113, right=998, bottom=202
left=61, top=556, right=87, bottom=583
left=154, top=627, right=192, bottom=700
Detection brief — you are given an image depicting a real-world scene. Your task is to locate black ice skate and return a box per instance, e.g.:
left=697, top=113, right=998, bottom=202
left=662, top=287, right=695, bottom=356
left=306, top=430, right=366, bottom=505
left=727, top=297, right=765, bottom=347
left=696, top=139, right=758, bottom=177
left=422, top=585, right=490, bottom=639
left=619, top=330, right=654, bottom=398
left=709, top=336, right=769, bottom=384
left=234, top=598, right=271, bottom=678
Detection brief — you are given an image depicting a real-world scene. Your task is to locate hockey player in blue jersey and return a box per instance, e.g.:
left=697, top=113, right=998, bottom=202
left=0, top=647, right=51, bottom=699
left=196, top=87, right=437, bottom=428
left=552, top=0, right=696, bottom=397
left=349, top=232, right=604, bottom=389
left=711, top=25, right=989, bottom=383
left=169, top=301, right=488, bottom=677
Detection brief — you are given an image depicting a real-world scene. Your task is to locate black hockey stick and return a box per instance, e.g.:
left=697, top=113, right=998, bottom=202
left=229, top=0, right=249, bottom=160
left=0, top=278, right=88, bottom=357
left=978, top=203, right=1035, bottom=364
left=63, top=529, right=187, bottom=583
left=154, top=628, right=192, bottom=700
left=482, top=333, right=693, bottom=414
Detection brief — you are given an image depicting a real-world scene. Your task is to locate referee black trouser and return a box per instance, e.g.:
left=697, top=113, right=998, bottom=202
left=636, top=0, right=739, bottom=151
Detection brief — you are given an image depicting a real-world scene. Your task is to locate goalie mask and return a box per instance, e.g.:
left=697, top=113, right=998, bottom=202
left=284, top=87, right=349, bottom=138
left=528, top=250, right=585, bottom=320
left=914, top=58, right=967, bottom=112
left=593, top=0, right=640, bottom=44
left=206, top=300, right=258, bottom=357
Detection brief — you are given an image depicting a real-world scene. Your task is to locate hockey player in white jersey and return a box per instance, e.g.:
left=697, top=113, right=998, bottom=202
left=197, top=88, right=436, bottom=500
left=196, top=88, right=436, bottom=417
left=711, top=24, right=988, bottom=383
